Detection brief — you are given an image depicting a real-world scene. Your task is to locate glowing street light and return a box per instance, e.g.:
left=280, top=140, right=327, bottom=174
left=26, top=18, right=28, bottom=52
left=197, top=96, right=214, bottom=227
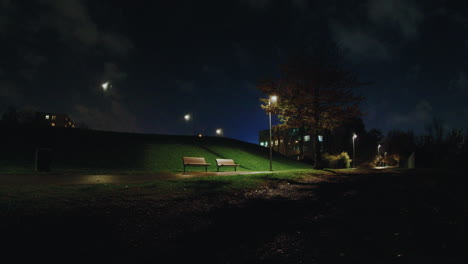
left=216, top=128, right=223, bottom=136
left=378, top=144, right=381, bottom=156
left=102, top=81, right=110, bottom=91
left=184, top=113, right=194, bottom=135
left=352, top=133, right=357, bottom=168
left=269, top=95, right=278, bottom=171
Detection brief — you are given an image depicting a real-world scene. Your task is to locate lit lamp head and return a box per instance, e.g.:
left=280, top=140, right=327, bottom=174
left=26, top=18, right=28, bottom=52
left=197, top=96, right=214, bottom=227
left=102, top=81, right=110, bottom=91
left=270, top=95, right=278, bottom=104
left=216, top=128, right=222, bottom=135
left=353, top=133, right=357, bottom=140
left=184, top=114, right=191, bottom=121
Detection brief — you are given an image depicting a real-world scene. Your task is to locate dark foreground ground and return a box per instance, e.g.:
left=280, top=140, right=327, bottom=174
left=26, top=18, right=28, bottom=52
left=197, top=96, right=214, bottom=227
left=2, top=169, right=467, bottom=263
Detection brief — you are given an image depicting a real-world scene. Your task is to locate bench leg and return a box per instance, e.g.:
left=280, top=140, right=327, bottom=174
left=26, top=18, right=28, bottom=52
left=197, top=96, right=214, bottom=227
left=205, top=166, right=207, bottom=172
left=217, top=166, right=219, bottom=172
left=234, top=166, right=237, bottom=172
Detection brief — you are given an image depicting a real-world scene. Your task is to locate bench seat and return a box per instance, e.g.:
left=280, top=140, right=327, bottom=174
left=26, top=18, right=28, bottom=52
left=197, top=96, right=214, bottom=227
left=215, top=159, right=240, bottom=172
left=182, top=157, right=211, bottom=172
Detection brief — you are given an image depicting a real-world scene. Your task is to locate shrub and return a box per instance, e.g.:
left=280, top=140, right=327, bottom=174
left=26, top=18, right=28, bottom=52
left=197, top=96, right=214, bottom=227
left=322, top=152, right=351, bottom=169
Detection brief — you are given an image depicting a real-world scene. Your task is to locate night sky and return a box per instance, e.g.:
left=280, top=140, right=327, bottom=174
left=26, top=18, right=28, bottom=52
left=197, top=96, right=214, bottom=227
left=1, top=0, right=467, bottom=144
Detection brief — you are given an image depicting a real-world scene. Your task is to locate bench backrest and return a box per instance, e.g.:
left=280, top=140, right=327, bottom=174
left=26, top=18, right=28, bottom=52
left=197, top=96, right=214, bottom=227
left=216, top=159, right=237, bottom=166
left=183, top=157, right=208, bottom=165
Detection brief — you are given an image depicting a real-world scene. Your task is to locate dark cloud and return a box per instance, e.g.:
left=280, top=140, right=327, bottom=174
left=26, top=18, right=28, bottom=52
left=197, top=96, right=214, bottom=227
left=368, top=0, right=424, bottom=38
left=0, top=80, right=21, bottom=104
left=330, top=22, right=391, bottom=60
left=449, top=71, right=468, bottom=94
left=72, top=100, right=137, bottom=132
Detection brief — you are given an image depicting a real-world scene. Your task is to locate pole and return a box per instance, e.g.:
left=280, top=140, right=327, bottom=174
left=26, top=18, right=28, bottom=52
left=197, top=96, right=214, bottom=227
left=269, top=101, right=273, bottom=171
left=353, top=137, right=356, bottom=168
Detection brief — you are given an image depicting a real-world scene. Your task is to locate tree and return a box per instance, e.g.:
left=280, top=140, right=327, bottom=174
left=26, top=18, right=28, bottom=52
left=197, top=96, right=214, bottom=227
left=258, top=46, right=365, bottom=168
left=1, top=106, right=19, bottom=126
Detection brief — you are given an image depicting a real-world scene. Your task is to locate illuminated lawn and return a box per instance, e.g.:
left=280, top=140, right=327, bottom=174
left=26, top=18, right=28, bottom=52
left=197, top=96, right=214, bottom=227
left=0, top=127, right=311, bottom=174
left=1, top=168, right=465, bottom=263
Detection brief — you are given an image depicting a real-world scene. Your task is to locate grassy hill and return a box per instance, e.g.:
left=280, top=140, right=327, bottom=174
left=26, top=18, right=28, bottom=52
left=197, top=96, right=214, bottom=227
left=0, top=126, right=311, bottom=173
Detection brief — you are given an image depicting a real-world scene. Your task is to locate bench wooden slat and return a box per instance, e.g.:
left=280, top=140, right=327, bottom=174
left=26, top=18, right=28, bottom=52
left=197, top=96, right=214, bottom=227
left=215, top=158, right=240, bottom=172
left=182, top=157, right=211, bottom=172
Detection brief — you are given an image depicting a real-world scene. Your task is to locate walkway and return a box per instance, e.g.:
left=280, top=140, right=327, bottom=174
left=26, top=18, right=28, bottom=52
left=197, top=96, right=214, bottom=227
left=0, top=171, right=273, bottom=185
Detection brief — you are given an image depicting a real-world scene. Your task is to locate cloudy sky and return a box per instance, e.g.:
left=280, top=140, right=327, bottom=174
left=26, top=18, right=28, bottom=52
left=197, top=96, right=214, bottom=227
left=0, top=0, right=467, bottom=143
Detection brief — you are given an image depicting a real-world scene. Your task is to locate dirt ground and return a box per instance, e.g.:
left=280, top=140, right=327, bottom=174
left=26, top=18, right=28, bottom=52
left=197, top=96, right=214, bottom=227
left=2, top=169, right=467, bottom=263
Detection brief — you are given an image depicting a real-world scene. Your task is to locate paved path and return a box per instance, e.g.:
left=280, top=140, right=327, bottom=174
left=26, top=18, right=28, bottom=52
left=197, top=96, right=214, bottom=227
left=0, top=171, right=273, bottom=185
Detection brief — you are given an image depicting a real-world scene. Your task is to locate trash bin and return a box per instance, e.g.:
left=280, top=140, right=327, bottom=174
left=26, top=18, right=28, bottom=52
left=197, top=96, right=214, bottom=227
left=36, top=148, right=52, bottom=172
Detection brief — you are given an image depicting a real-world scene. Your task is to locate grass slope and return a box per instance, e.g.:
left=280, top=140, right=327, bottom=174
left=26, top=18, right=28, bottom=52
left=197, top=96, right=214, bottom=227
left=0, top=126, right=311, bottom=173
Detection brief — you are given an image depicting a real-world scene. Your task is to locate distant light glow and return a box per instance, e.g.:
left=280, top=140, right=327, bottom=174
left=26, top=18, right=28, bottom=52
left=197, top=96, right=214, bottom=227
left=45, top=115, right=49, bottom=120
left=304, top=135, right=311, bottom=142
left=318, top=135, right=323, bottom=142
left=102, top=82, right=110, bottom=91
left=353, top=133, right=357, bottom=139
left=216, top=128, right=223, bottom=135
left=184, top=114, right=191, bottom=121
left=198, top=134, right=202, bottom=138
left=260, top=142, right=265, bottom=146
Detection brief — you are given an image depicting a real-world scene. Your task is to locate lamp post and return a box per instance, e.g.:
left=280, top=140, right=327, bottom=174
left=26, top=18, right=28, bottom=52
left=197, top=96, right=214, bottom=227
left=378, top=144, right=381, bottom=156
left=269, top=95, right=277, bottom=171
left=352, top=133, right=357, bottom=168
left=184, top=113, right=193, bottom=135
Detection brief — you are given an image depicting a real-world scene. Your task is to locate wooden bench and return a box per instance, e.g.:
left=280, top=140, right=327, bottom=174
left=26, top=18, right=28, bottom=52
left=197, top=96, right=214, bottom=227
left=182, top=157, right=211, bottom=172
left=215, top=159, right=240, bottom=172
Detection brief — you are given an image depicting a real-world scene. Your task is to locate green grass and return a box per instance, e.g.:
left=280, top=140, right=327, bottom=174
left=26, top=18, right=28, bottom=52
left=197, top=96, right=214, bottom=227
left=0, top=127, right=311, bottom=174
left=0, top=169, right=324, bottom=214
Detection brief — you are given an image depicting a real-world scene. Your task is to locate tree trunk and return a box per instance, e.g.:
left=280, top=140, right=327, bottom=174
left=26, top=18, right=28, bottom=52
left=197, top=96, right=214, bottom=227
left=314, top=129, right=323, bottom=169
left=299, top=126, right=305, bottom=160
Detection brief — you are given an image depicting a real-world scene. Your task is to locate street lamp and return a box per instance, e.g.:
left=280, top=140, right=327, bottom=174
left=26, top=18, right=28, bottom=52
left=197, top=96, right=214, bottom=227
left=378, top=144, right=381, bottom=156
left=352, top=133, right=357, bottom=168
left=269, top=95, right=277, bottom=171
left=184, top=113, right=194, bottom=135
left=216, top=128, right=223, bottom=136
left=102, top=81, right=110, bottom=91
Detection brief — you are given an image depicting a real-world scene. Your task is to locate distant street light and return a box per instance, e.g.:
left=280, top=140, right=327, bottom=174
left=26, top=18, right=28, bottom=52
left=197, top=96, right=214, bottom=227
left=184, top=113, right=194, bottom=135
left=269, top=95, right=278, bottom=171
left=378, top=144, right=381, bottom=156
left=216, top=128, right=223, bottom=136
left=102, top=81, right=110, bottom=91
left=352, top=133, right=357, bottom=168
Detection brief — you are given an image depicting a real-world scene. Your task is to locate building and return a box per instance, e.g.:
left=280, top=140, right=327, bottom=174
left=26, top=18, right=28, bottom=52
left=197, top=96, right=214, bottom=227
left=35, top=112, right=75, bottom=128
left=259, top=128, right=321, bottom=160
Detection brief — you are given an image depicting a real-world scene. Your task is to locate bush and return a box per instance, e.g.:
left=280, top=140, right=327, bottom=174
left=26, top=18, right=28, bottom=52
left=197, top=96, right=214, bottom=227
left=322, top=152, right=351, bottom=169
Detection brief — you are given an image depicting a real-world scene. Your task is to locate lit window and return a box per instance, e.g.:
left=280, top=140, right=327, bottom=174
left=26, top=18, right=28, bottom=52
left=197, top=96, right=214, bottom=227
left=52, top=115, right=56, bottom=120
left=260, top=142, right=265, bottom=146
left=275, top=140, right=278, bottom=146
left=51, top=123, right=55, bottom=127
left=318, top=135, right=323, bottom=142
left=45, top=115, right=49, bottom=119
left=304, top=135, right=310, bottom=142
